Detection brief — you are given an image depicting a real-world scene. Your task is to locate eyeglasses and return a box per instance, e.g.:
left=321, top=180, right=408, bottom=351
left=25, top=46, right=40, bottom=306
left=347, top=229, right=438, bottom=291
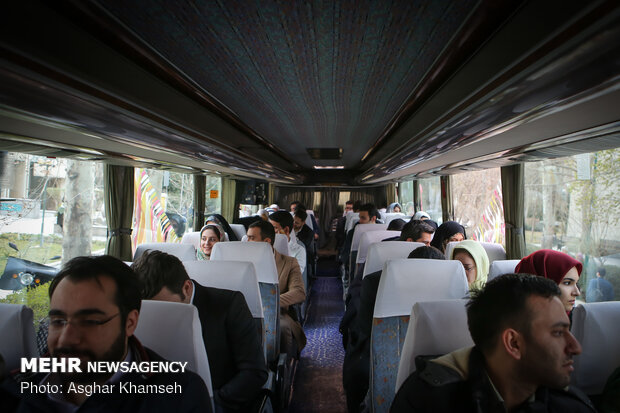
left=48, top=313, right=120, bottom=331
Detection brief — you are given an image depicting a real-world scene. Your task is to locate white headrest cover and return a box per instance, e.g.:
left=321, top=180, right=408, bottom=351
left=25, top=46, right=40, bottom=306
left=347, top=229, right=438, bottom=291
left=181, top=231, right=201, bottom=248
left=134, top=242, right=196, bottom=262
left=351, top=224, right=389, bottom=252
left=488, top=260, right=520, bottom=281
left=0, top=303, right=38, bottom=374
left=135, top=300, right=213, bottom=397
left=304, top=210, right=314, bottom=229
left=229, top=224, right=247, bottom=241
left=274, top=234, right=290, bottom=256
left=373, top=259, right=468, bottom=318
left=356, top=230, right=401, bottom=264
left=445, top=241, right=506, bottom=264
left=183, top=260, right=264, bottom=318
left=396, top=300, right=473, bottom=392
left=384, top=214, right=410, bottom=226
left=363, top=241, right=426, bottom=277
left=345, top=213, right=360, bottom=233
left=571, top=302, right=620, bottom=395
left=210, top=241, right=278, bottom=284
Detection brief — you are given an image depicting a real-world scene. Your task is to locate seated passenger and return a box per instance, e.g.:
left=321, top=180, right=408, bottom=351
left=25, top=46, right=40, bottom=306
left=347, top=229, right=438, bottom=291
left=293, top=208, right=316, bottom=274
left=399, top=221, right=435, bottom=245
left=412, top=211, right=430, bottom=220
left=246, top=220, right=307, bottom=357
left=1, top=256, right=212, bottom=413
left=197, top=224, right=223, bottom=260
left=343, top=246, right=445, bottom=413
left=386, top=202, right=402, bottom=213
left=340, top=203, right=380, bottom=269
left=132, top=251, right=267, bottom=412
left=391, top=274, right=595, bottom=413
left=516, top=249, right=582, bottom=318
left=269, top=210, right=307, bottom=275
left=450, top=240, right=490, bottom=290
left=386, top=218, right=407, bottom=232
left=205, top=214, right=237, bottom=241
left=586, top=267, right=614, bottom=302
left=430, top=221, right=466, bottom=253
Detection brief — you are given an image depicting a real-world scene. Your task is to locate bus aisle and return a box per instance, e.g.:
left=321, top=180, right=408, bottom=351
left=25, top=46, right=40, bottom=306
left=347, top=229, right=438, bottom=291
left=289, top=257, right=346, bottom=412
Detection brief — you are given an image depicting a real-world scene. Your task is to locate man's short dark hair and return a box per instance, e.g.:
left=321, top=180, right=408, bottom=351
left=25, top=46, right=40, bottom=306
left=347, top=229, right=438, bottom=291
left=295, top=208, right=308, bottom=222
left=352, top=201, right=362, bottom=212
left=400, top=221, right=435, bottom=241
left=290, top=201, right=300, bottom=209
left=131, top=250, right=190, bottom=300
left=466, top=274, right=561, bottom=354
left=346, top=200, right=353, bottom=206
left=359, top=203, right=379, bottom=221
left=407, top=246, right=445, bottom=260
left=50, top=255, right=142, bottom=325
left=598, top=267, right=606, bottom=277
left=269, top=210, right=294, bottom=232
left=387, top=218, right=407, bottom=231
left=249, top=219, right=276, bottom=245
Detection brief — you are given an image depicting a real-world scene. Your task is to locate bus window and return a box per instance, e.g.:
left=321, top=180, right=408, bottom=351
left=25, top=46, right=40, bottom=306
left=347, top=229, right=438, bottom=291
left=418, top=176, right=443, bottom=224
left=452, top=168, right=504, bottom=245
left=524, top=148, right=620, bottom=302
left=398, top=181, right=413, bottom=214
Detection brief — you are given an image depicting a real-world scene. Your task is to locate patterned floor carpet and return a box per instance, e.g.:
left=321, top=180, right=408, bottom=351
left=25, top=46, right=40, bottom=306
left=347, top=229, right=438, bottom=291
left=288, top=261, right=346, bottom=412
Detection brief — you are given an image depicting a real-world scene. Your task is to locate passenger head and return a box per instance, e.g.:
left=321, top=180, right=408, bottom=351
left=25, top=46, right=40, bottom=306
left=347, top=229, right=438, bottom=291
left=515, top=249, right=582, bottom=313
left=407, top=245, right=445, bottom=260
left=352, top=200, right=363, bottom=212
left=358, top=203, right=379, bottom=224
left=166, top=212, right=187, bottom=237
left=344, top=200, right=354, bottom=214
left=430, top=221, right=466, bottom=253
left=132, top=250, right=192, bottom=304
left=198, top=224, right=221, bottom=259
left=48, top=256, right=141, bottom=377
left=290, top=201, right=300, bottom=212
left=257, top=209, right=269, bottom=221
left=387, top=218, right=407, bottom=231
left=269, top=210, right=294, bottom=238
left=412, top=211, right=431, bottom=221
left=451, top=240, right=490, bottom=289
left=247, top=220, right=275, bottom=246
left=399, top=221, right=435, bottom=246
left=293, top=208, right=308, bottom=232
left=387, top=202, right=402, bottom=213
left=467, top=274, right=581, bottom=389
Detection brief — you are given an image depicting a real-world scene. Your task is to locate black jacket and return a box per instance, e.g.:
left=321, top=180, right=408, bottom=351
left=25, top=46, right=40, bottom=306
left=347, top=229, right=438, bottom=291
left=192, top=282, right=268, bottom=411
left=391, top=347, right=597, bottom=413
left=1, top=337, right=212, bottom=413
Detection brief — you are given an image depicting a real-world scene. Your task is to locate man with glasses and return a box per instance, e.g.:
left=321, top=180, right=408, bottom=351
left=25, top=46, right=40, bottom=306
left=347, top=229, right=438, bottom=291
left=1, top=255, right=212, bottom=413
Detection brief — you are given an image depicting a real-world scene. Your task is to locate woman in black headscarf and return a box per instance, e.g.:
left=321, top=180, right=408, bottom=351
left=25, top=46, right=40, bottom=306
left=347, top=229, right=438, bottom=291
left=430, top=221, right=466, bottom=253
left=205, top=214, right=238, bottom=241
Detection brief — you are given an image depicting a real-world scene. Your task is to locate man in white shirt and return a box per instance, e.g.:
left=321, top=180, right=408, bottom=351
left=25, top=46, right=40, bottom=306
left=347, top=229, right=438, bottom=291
left=269, top=211, right=307, bottom=275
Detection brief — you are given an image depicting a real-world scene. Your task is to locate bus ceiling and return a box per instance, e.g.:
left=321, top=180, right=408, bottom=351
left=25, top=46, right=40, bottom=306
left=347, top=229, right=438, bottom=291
left=0, top=0, right=619, bottom=186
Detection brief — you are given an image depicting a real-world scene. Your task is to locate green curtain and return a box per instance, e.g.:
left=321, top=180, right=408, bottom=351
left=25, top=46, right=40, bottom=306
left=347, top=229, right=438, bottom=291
left=413, top=179, right=421, bottom=212
left=440, top=175, right=453, bottom=222
left=104, top=165, right=134, bottom=261
left=221, top=177, right=236, bottom=223
left=349, top=187, right=386, bottom=207
left=274, top=187, right=314, bottom=210
left=193, top=175, right=206, bottom=231
left=268, top=183, right=276, bottom=206
left=386, top=183, right=396, bottom=205
left=501, top=164, right=526, bottom=259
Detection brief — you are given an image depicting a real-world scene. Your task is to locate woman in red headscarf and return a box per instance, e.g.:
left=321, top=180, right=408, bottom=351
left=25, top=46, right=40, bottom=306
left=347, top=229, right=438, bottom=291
left=515, top=249, right=583, bottom=315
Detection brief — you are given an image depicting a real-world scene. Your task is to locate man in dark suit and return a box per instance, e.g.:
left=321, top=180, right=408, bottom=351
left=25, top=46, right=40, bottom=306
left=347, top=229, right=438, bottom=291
left=132, top=251, right=267, bottom=413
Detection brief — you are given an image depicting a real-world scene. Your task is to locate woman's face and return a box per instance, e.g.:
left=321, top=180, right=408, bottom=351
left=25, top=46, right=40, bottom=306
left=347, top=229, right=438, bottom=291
left=200, top=229, right=219, bottom=256
left=558, top=266, right=580, bottom=312
left=454, top=250, right=477, bottom=285
left=394, top=206, right=401, bottom=213
left=449, top=232, right=465, bottom=243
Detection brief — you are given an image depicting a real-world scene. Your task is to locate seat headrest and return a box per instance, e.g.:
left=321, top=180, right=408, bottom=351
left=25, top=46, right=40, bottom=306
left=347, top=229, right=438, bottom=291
left=351, top=224, right=389, bottom=252
left=183, top=261, right=264, bottom=318
left=445, top=241, right=506, bottom=264
left=373, top=259, right=468, bottom=318
left=396, top=300, right=472, bottom=392
left=345, top=213, right=360, bottom=233
left=363, top=241, right=426, bottom=277
left=135, top=300, right=213, bottom=398
left=356, top=230, right=401, bottom=264
left=488, top=259, right=520, bottom=281
left=571, top=302, right=620, bottom=395
left=0, top=303, right=38, bottom=374
left=229, top=224, right=247, bottom=241
left=274, top=234, right=290, bottom=256
left=210, top=241, right=278, bottom=284
left=181, top=231, right=201, bottom=248
left=384, top=214, right=410, bottom=226
left=134, top=242, right=196, bottom=262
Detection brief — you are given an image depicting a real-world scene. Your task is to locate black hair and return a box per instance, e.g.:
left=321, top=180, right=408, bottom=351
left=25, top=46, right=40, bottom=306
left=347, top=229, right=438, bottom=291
left=131, top=250, right=190, bottom=300
left=50, top=256, right=142, bottom=325
left=269, top=210, right=294, bottom=232
left=359, top=203, right=380, bottom=221
left=387, top=218, right=407, bottom=231
left=466, top=274, right=561, bottom=354
left=345, top=200, right=353, bottom=205
left=294, top=208, right=308, bottom=222
left=400, top=221, right=435, bottom=241
left=408, top=246, right=445, bottom=260
left=352, top=201, right=363, bottom=211
left=248, top=219, right=276, bottom=245
left=598, top=267, right=606, bottom=277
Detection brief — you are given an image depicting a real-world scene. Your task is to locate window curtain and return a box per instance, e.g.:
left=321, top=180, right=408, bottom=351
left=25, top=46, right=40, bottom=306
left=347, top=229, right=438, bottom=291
left=386, top=183, right=396, bottom=205
left=193, top=175, right=206, bottom=231
left=413, top=179, right=421, bottom=212
left=274, top=187, right=314, bottom=210
left=440, top=175, right=454, bottom=222
left=221, top=177, right=236, bottom=223
left=501, top=164, right=526, bottom=259
left=268, top=183, right=276, bottom=206
left=349, top=187, right=386, bottom=207
left=104, top=165, right=134, bottom=261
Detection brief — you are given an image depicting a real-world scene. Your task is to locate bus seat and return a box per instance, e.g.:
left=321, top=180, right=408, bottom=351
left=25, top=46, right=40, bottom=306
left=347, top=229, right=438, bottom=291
left=354, top=230, right=401, bottom=279
left=0, top=303, right=38, bottom=376
left=304, top=209, right=315, bottom=229
left=488, top=259, right=520, bottom=281
left=370, top=259, right=468, bottom=413
left=345, top=212, right=360, bottom=234
left=383, top=213, right=406, bottom=226
left=445, top=241, right=506, bottom=264
left=349, top=224, right=389, bottom=280
left=134, top=242, right=196, bottom=262
left=210, top=242, right=280, bottom=364
left=135, top=300, right=214, bottom=411
left=395, top=299, right=472, bottom=393
left=230, top=224, right=247, bottom=241
left=274, top=234, right=290, bottom=256
left=363, top=241, right=426, bottom=278
left=181, top=231, right=201, bottom=248
left=571, top=302, right=620, bottom=396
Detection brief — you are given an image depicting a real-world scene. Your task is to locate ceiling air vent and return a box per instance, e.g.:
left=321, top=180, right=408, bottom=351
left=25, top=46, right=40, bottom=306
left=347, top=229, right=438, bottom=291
left=306, top=147, right=343, bottom=160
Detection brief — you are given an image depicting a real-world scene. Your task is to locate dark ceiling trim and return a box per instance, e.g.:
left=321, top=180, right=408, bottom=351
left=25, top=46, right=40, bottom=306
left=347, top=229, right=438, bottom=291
left=358, top=0, right=525, bottom=168
left=46, top=0, right=301, bottom=170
